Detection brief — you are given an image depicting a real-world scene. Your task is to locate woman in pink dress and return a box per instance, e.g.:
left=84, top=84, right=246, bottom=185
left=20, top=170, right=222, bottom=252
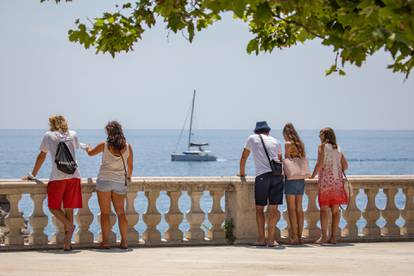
left=310, top=127, right=348, bottom=244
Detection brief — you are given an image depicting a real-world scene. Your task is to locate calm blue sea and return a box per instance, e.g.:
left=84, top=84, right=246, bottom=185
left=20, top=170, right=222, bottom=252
left=1, top=129, right=414, bottom=178
left=0, top=129, right=413, bottom=239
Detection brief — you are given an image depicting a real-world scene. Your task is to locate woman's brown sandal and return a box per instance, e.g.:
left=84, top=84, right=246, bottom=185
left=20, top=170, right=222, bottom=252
left=120, top=241, right=128, bottom=250
left=98, top=243, right=111, bottom=250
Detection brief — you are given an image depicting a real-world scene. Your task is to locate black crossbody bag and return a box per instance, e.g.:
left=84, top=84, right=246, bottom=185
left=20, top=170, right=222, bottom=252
left=259, top=134, right=283, bottom=176
left=119, top=149, right=129, bottom=187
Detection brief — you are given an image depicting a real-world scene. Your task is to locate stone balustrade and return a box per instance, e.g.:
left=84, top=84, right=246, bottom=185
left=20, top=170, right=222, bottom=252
left=0, top=176, right=413, bottom=250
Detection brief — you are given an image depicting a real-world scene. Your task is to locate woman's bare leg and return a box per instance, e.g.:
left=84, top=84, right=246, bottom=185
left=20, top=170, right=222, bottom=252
left=111, top=192, right=128, bottom=248
left=330, top=205, right=340, bottom=244
left=316, top=206, right=329, bottom=243
left=295, top=195, right=304, bottom=243
left=97, top=191, right=112, bottom=247
left=286, top=195, right=298, bottom=244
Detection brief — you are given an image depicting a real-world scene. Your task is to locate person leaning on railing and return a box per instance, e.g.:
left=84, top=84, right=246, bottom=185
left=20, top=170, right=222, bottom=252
left=22, top=115, right=82, bottom=251
left=85, top=121, right=133, bottom=250
left=238, top=121, right=284, bottom=247
left=310, top=127, right=349, bottom=245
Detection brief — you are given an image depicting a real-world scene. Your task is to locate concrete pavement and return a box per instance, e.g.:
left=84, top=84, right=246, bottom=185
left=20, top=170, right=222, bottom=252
left=0, top=242, right=413, bottom=275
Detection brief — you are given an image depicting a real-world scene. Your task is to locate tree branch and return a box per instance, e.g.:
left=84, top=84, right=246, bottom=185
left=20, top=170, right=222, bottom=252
left=274, top=14, right=325, bottom=40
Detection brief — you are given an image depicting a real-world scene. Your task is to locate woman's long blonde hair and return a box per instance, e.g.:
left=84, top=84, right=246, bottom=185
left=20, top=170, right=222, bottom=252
left=320, top=127, right=338, bottom=149
left=283, top=123, right=305, bottom=157
left=49, top=115, right=68, bottom=133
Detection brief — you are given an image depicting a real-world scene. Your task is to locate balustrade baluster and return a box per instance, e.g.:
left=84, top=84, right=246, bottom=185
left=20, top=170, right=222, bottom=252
left=5, top=194, right=24, bottom=246
left=29, top=193, right=48, bottom=245
left=281, top=207, right=290, bottom=239
left=207, top=191, right=225, bottom=241
left=125, top=191, right=139, bottom=244
left=143, top=191, right=161, bottom=243
left=402, top=186, right=414, bottom=236
left=382, top=186, right=401, bottom=236
left=274, top=208, right=281, bottom=241
left=342, top=187, right=360, bottom=239
left=165, top=191, right=183, bottom=242
left=186, top=191, right=205, bottom=241
left=304, top=186, right=319, bottom=241
left=74, top=190, right=93, bottom=245
left=362, top=186, right=381, bottom=238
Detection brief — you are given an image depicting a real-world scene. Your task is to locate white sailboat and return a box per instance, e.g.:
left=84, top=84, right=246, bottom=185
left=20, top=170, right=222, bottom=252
left=171, top=90, right=217, bottom=162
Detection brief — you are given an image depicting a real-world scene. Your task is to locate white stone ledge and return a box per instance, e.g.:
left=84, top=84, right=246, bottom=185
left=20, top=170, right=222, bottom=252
left=1, top=175, right=413, bottom=194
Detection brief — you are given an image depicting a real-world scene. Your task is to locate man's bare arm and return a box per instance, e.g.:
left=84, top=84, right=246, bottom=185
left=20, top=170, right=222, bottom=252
left=238, top=148, right=250, bottom=177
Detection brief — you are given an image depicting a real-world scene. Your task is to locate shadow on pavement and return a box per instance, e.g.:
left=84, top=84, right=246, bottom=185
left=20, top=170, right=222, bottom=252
left=88, top=248, right=133, bottom=253
left=320, top=243, right=355, bottom=247
left=37, top=249, right=82, bottom=255
left=242, top=244, right=287, bottom=250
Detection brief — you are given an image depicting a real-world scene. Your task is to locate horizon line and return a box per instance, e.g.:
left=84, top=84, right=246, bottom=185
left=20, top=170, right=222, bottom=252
left=1, top=128, right=414, bottom=131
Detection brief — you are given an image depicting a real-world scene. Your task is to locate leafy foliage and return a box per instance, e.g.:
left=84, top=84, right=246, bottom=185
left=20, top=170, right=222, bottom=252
left=43, top=0, right=414, bottom=78
left=224, top=219, right=235, bottom=244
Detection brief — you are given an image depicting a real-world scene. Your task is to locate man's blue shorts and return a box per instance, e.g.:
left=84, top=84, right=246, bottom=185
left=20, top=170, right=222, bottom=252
left=254, top=172, right=284, bottom=206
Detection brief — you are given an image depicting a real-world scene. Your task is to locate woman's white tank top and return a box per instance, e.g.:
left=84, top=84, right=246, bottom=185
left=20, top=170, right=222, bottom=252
left=97, top=142, right=129, bottom=183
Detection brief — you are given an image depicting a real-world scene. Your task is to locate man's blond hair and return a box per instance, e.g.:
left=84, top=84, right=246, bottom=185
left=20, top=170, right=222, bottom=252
left=49, top=115, right=68, bottom=133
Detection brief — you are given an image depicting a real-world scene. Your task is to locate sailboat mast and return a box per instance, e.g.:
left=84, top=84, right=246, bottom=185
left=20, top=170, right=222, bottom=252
left=188, top=89, right=196, bottom=151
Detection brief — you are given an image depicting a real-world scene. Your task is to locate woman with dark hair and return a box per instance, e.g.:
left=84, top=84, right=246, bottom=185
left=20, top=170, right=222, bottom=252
left=310, top=127, right=348, bottom=244
left=86, top=121, right=133, bottom=249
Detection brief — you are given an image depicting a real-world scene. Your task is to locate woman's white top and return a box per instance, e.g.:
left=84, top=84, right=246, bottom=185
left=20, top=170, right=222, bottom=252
left=97, top=142, right=129, bottom=183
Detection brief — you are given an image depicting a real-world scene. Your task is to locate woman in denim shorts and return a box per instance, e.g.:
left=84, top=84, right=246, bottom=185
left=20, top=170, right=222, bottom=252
left=283, top=123, right=307, bottom=244
left=86, top=121, right=133, bottom=249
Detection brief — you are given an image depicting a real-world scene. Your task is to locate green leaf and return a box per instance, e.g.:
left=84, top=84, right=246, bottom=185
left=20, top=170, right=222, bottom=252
left=122, top=3, right=132, bottom=9
left=246, top=39, right=258, bottom=54
left=254, top=2, right=273, bottom=24
left=187, top=22, right=195, bottom=42
left=325, top=65, right=337, bottom=76
left=231, top=0, right=247, bottom=18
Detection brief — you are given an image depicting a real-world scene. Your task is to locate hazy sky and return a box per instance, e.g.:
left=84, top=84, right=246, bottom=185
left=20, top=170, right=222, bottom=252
left=1, top=1, right=413, bottom=130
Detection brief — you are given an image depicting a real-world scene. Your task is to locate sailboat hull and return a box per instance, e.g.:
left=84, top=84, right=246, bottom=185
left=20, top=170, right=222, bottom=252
left=171, top=153, right=217, bottom=162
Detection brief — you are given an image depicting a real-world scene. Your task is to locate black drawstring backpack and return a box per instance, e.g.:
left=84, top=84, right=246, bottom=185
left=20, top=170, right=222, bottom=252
left=55, top=141, right=77, bottom=174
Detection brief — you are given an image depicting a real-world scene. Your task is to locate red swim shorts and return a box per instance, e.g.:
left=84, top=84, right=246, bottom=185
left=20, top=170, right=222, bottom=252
left=47, top=178, right=83, bottom=209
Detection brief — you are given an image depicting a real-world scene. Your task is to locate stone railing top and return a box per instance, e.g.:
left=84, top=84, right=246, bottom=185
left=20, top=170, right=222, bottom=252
left=1, top=175, right=414, bottom=183
left=0, top=175, right=413, bottom=195
left=0, top=176, right=243, bottom=194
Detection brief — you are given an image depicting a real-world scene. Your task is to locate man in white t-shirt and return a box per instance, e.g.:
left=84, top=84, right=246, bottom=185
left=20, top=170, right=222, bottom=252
left=22, top=115, right=82, bottom=251
left=238, top=121, right=284, bottom=247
